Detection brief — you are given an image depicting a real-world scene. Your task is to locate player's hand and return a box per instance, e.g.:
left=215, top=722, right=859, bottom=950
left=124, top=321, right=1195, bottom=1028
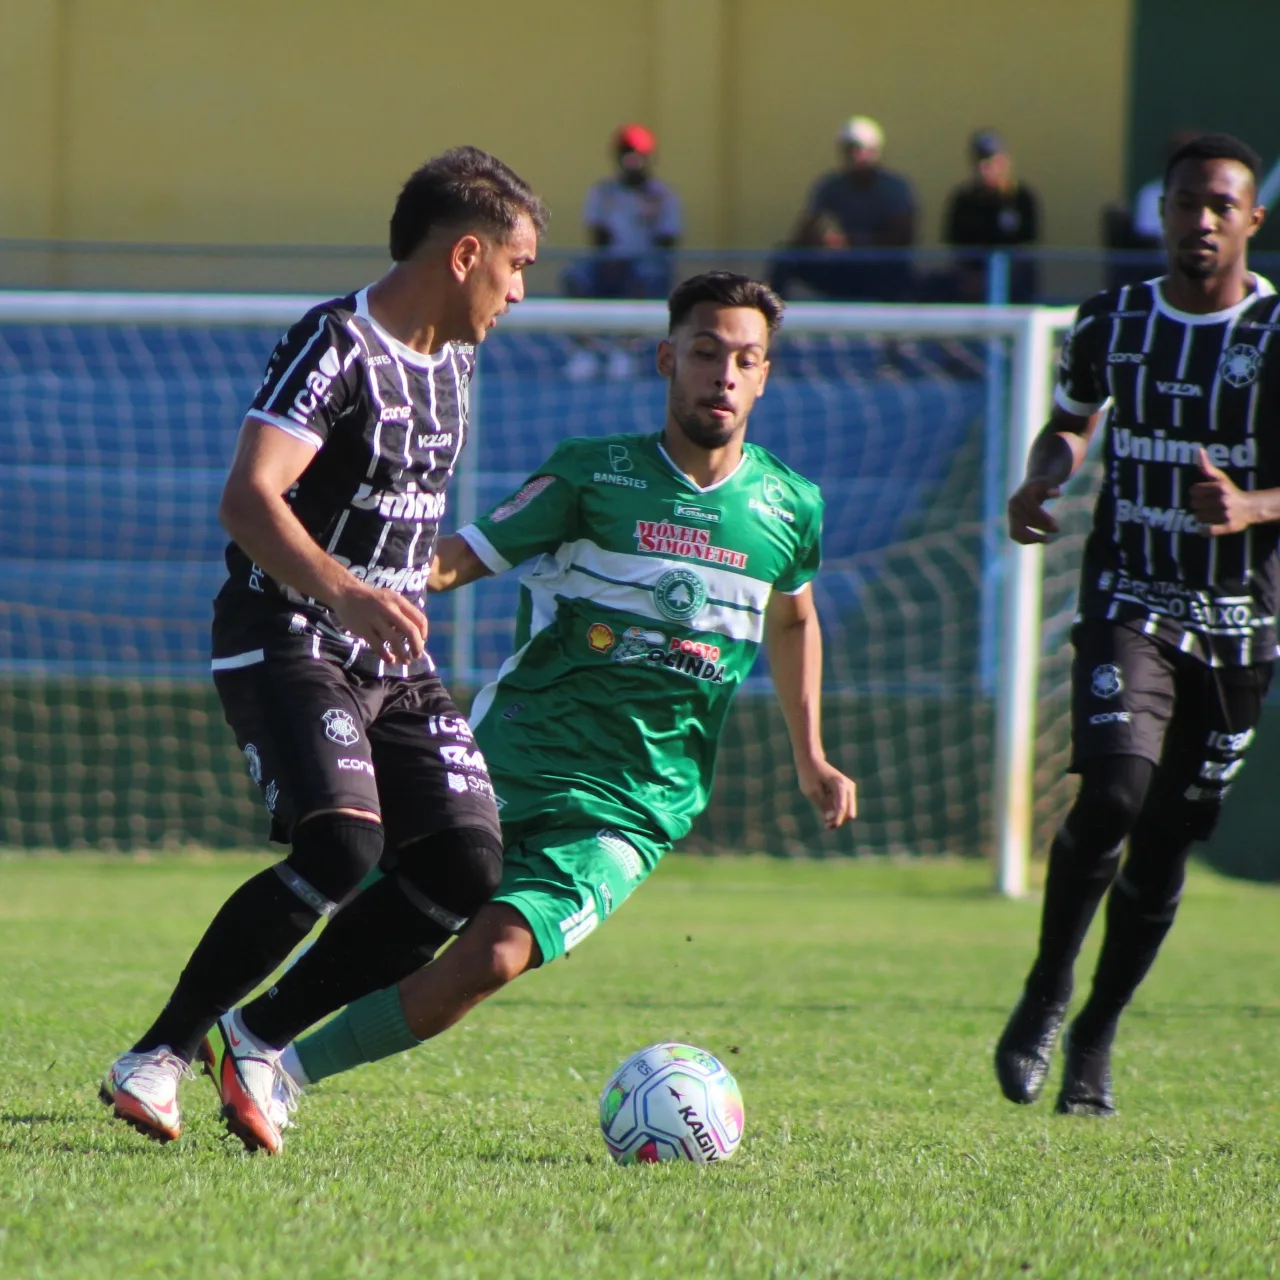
left=331, top=580, right=428, bottom=663
left=1190, top=448, right=1255, bottom=536
left=796, top=759, right=857, bottom=830
left=1007, top=478, right=1062, bottom=544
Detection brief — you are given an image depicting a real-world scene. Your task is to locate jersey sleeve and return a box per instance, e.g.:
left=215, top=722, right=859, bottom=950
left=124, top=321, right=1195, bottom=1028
left=656, top=185, right=683, bottom=240
left=458, top=444, right=582, bottom=572
left=1053, top=298, right=1110, bottom=418
left=247, top=309, right=360, bottom=449
left=774, top=494, right=824, bottom=595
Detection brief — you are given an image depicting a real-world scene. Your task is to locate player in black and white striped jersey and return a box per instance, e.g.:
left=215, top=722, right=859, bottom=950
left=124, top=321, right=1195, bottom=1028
left=997, top=134, right=1280, bottom=1116
left=101, top=148, right=546, bottom=1152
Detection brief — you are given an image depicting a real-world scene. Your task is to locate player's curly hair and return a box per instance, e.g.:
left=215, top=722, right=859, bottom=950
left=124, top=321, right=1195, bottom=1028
left=667, top=272, right=785, bottom=337
left=1164, top=133, right=1262, bottom=191
left=390, top=147, right=549, bottom=261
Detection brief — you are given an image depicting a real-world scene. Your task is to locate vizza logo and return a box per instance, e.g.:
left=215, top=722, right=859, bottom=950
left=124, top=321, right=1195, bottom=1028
left=1112, top=428, right=1257, bottom=469
left=285, top=347, right=344, bottom=427
left=351, top=484, right=447, bottom=521
left=417, top=433, right=452, bottom=450
left=1155, top=380, right=1203, bottom=397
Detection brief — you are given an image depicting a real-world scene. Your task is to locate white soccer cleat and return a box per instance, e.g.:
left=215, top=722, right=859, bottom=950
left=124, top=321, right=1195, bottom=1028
left=199, top=1012, right=289, bottom=1155
left=99, top=1047, right=193, bottom=1143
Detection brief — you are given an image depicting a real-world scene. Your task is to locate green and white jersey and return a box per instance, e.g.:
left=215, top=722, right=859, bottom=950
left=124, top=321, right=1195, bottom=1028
left=459, top=432, right=823, bottom=851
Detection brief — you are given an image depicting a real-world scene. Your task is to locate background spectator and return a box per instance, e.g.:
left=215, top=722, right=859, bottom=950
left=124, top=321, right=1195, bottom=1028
left=563, top=123, right=681, bottom=301
left=943, top=130, right=1040, bottom=301
left=773, top=116, right=916, bottom=301
left=1103, top=130, right=1199, bottom=291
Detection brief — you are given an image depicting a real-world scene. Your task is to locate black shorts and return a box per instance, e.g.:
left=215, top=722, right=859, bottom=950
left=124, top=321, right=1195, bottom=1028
left=1070, top=620, right=1273, bottom=800
left=214, top=655, right=501, bottom=845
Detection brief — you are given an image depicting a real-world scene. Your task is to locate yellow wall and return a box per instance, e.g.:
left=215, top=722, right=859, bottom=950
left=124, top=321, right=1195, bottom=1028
left=0, top=0, right=1132, bottom=249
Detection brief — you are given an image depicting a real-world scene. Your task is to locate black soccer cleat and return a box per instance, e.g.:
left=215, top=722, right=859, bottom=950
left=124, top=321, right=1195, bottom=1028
left=994, top=992, right=1067, bottom=1105
left=1054, top=1028, right=1116, bottom=1117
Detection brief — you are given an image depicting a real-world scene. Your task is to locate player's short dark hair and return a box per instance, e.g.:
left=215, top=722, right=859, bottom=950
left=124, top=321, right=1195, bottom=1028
left=667, top=272, right=785, bottom=337
left=1164, top=133, right=1262, bottom=193
left=389, top=147, right=549, bottom=261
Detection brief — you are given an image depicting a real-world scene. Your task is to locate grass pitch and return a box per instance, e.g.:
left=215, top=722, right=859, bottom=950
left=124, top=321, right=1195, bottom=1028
left=2, top=855, right=1280, bottom=1279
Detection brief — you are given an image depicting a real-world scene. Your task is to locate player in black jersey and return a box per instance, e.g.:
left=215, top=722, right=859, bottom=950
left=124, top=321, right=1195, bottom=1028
left=995, top=134, right=1280, bottom=1117
left=101, top=147, right=547, bottom=1152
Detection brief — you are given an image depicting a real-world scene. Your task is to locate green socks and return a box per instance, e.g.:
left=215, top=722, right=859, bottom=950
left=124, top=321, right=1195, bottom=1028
left=293, top=984, right=421, bottom=1084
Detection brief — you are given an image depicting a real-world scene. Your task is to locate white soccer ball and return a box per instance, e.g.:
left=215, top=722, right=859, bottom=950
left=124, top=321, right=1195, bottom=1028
left=598, top=1042, right=744, bottom=1164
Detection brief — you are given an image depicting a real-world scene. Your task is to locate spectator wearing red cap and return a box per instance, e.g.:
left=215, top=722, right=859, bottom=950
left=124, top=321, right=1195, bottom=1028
left=564, top=124, right=683, bottom=302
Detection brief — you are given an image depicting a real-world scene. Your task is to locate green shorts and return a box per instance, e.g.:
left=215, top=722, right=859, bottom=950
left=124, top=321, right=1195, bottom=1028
left=493, top=825, right=668, bottom=965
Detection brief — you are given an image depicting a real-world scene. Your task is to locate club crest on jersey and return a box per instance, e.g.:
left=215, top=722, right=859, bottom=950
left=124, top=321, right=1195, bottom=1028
left=1219, top=343, right=1262, bottom=388
left=322, top=708, right=360, bottom=746
left=1090, top=664, right=1123, bottom=700
left=653, top=568, right=707, bottom=622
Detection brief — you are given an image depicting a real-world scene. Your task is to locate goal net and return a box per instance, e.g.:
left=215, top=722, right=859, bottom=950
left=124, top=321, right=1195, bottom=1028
left=0, top=292, right=1075, bottom=887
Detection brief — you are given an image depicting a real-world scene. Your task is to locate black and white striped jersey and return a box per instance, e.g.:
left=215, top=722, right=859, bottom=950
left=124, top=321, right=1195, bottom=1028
left=1058, top=275, right=1280, bottom=667
left=212, top=288, right=471, bottom=677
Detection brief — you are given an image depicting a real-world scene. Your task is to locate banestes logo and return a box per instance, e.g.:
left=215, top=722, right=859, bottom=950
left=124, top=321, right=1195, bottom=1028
left=634, top=521, right=747, bottom=568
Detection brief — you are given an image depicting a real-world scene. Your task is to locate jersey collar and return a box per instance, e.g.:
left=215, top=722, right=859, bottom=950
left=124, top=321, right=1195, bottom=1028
left=355, top=287, right=453, bottom=369
left=655, top=438, right=750, bottom=494
left=1152, top=273, right=1276, bottom=326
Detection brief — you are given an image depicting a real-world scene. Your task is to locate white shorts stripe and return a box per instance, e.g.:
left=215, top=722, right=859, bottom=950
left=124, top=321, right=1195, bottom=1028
left=210, top=649, right=265, bottom=671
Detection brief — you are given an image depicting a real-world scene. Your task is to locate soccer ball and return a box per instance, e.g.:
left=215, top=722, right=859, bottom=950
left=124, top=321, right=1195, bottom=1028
left=598, top=1042, right=744, bottom=1164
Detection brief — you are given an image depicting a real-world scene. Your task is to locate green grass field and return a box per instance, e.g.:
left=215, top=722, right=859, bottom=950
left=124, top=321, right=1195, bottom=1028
left=3, top=855, right=1280, bottom=1279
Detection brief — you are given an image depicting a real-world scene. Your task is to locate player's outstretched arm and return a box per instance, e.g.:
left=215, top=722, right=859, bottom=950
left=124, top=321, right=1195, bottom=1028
left=1007, top=407, right=1101, bottom=544
left=764, top=586, right=857, bottom=830
left=1190, top=448, right=1280, bottom=536
left=427, top=534, right=495, bottom=592
left=220, top=418, right=428, bottom=661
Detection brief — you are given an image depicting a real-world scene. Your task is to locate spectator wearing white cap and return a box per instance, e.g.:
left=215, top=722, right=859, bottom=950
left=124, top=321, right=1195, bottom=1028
left=775, top=116, right=916, bottom=301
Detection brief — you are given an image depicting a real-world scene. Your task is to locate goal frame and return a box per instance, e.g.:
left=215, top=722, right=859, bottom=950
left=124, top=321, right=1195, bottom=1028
left=0, top=290, right=1074, bottom=894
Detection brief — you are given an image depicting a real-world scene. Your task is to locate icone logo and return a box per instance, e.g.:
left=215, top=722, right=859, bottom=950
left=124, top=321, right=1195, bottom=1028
left=379, top=405, right=414, bottom=422
left=634, top=521, right=748, bottom=569
left=337, top=758, right=375, bottom=775
left=351, top=484, right=447, bottom=522
left=286, top=346, right=343, bottom=427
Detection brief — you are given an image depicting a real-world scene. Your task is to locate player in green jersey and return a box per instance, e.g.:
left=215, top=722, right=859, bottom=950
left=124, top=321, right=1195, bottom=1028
left=207, top=272, right=856, bottom=1145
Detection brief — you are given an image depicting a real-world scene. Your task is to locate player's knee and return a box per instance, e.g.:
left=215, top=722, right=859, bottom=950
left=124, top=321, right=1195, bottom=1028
left=393, top=827, right=504, bottom=926
left=1067, top=756, right=1153, bottom=853
left=280, top=813, right=385, bottom=914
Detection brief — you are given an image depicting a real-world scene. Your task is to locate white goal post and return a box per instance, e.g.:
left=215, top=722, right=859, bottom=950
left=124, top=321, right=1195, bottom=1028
left=0, top=291, right=1073, bottom=890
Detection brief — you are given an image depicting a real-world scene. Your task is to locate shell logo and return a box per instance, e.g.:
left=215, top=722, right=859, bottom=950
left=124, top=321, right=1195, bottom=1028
left=587, top=623, right=616, bottom=652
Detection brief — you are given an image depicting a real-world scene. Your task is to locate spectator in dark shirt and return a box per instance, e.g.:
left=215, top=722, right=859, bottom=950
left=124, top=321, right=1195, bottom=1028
left=773, top=116, right=917, bottom=300
left=943, top=131, right=1040, bottom=301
